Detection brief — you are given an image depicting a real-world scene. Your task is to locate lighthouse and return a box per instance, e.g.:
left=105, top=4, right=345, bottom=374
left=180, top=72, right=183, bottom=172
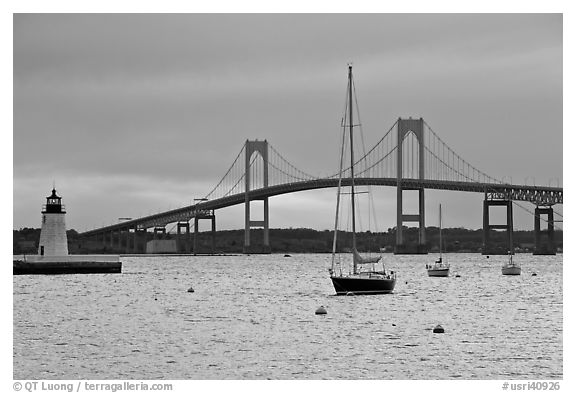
left=14, top=187, right=121, bottom=275
left=38, top=188, right=69, bottom=256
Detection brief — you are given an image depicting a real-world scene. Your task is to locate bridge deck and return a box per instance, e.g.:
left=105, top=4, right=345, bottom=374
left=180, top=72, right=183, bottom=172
left=79, top=177, right=562, bottom=237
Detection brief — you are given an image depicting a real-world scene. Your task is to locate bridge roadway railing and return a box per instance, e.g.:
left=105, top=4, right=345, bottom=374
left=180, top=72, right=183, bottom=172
left=79, top=178, right=562, bottom=238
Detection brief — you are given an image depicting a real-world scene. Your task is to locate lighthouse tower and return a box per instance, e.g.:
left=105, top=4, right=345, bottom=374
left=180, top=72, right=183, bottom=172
left=38, top=188, right=68, bottom=256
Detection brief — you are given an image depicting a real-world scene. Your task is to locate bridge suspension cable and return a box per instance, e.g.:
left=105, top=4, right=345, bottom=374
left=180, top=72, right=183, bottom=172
left=423, top=121, right=562, bottom=231
left=204, top=144, right=246, bottom=200
left=423, top=121, right=503, bottom=184
left=268, top=143, right=319, bottom=182
left=191, top=114, right=561, bottom=230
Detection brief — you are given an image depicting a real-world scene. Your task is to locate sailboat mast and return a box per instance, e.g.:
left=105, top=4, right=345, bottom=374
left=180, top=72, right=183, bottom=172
left=508, top=199, right=513, bottom=262
left=439, top=204, right=443, bottom=261
left=331, top=119, right=348, bottom=274
left=348, top=65, right=358, bottom=274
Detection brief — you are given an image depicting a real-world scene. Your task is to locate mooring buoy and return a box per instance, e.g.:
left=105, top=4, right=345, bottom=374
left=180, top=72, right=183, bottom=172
left=284, top=254, right=291, bottom=257
left=531, top=272, right=537, bottom=276
left=315, top=306, right=327, bottom=315
left=187, top=287, right=195, bottom=293
left=455, top=274, right=461, bottom=278
left=433, top=324, right=445, bottom=333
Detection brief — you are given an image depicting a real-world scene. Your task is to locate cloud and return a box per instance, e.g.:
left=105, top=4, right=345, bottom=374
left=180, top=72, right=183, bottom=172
left=13, top=14, right=562, bottom=231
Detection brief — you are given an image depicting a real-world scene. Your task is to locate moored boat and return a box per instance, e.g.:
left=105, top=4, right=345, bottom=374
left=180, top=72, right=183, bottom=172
left=331, top=272, right=396, bottom=295
left=502, top=253, right=521, bottom=275
left=501, top=207, right=520, bottom=275
left=426, top=204, right=450, bottom=277
left=427, top=263, right=450, bottom=277
left=328, top=65, right=396, bottom=295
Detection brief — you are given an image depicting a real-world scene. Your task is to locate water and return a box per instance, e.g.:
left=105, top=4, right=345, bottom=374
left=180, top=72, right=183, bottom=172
left=13, top=253, right=562, bottom=379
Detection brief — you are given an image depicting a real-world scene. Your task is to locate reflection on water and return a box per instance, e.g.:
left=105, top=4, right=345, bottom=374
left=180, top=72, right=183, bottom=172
left=13, top=253, right=562, bottom=379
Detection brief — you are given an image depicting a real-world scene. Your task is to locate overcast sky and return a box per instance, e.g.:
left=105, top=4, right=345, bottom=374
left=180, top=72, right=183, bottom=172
left=13, top=13, right=563, bottom=233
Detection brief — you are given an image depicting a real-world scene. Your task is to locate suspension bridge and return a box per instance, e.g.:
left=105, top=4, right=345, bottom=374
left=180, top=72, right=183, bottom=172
left=79, top=117, right=562, bottom=255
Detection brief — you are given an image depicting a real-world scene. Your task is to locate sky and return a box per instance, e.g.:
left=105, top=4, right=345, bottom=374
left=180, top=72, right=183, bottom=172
left=12, top=13, right=563, bottom=233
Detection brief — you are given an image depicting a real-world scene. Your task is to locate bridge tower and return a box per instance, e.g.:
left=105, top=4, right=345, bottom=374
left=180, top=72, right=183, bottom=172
left=176, top=222, right=190, bottom=253
left=244, top=140, right=271, bottom=253
left=482, top=193, right=514, bottom=255
left=193, top=211, right=216, bottom=255
left=533, top=206, right=556, bottom=255
left=395, top=118, right=427, bottom=254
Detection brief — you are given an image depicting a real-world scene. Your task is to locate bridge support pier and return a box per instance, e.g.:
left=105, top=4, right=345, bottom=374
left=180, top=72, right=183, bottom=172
left=107, top=230, right=113, bottom=249
left=243, top=140, right=271, bottom=254
left=131, top=225, right=138, bottom=253
left=97, top=231, right=107, bottom=250
left=533, top=206, right=556, bottom=255
left=113, top=229, right=119, bottom=251
left=395, top=118, right=427, bottom=254
left=482, top=196, right=514, bottom=255
left=153, top=227, right=166, bottom=239
left=118, top=229, right=123, bottom=252
left=124, top=228, right=136, bottom=254
left=123, top=229, right=130, bottom=254
left=395, top=188, right=427, bottom=254
left=177, top=222, right=191, bottom=254
left=133, top=227, right=146, bottom=253
left=193, top=213, right=216, bottom=255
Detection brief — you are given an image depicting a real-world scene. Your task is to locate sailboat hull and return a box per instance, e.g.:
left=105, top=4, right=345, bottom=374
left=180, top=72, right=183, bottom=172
left=427, top=268, right=449, bottom=277
left=330, top=275, right=396, bottom=295
left=502, top=266, right=521, bottom=275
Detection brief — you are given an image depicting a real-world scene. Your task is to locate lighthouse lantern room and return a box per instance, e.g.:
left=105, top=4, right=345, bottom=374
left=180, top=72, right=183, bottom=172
left=38, top=188, right=69, bottom=256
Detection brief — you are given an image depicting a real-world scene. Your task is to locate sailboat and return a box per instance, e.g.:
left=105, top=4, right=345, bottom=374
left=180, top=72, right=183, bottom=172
left=501, top=252, right=521, bottom=275
left=426, top=204, right=450, bottom=277
left=501, top=201, right=520, bottom=275
left=329, top=65, right=396, bottom=295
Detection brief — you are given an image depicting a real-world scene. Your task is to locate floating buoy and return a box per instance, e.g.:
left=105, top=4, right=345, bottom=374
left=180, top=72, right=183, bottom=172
left=531, top=273, right=537, bottom=276
left=433, top=324, right=445, bottom=333
left=392, top=323, right=396, bottom=326
left=284, top=254, right=291, bottom=257
left=455, top=274, right=461, bottom=278
left=315, top=306, right=327, bottom=315
left=346, top=292, right=355, bottom=296
left=187, top=287, right=195, bottom=293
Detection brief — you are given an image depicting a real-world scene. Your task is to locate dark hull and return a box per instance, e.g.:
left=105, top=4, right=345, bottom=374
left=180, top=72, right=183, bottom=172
left=331, top=275, right=396, bottom=295
left=501, top=266, right=521, bottom=276
left=13, top=260, right=122, bottom=275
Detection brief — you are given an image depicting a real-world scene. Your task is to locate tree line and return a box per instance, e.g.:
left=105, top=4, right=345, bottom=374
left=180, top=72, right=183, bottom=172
left=13, top=226, right=562, bottom=254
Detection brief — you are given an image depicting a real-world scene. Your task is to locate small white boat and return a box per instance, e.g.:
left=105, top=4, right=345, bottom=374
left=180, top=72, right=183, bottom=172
left=427, top=259, right=450, bottom=277
left=501, top=214, right=520, bottom=275
left=426, top=204, right=450, bottom=277
left=502, top=252, right=521, bottom=275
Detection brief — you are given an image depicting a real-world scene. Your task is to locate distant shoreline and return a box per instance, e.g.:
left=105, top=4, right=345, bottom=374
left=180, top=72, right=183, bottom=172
left=14, top=227, right=563, bottom=255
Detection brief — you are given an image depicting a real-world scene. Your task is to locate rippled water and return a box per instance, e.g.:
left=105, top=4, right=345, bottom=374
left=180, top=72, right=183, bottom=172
left=13, top=253, right=562, bottom=379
